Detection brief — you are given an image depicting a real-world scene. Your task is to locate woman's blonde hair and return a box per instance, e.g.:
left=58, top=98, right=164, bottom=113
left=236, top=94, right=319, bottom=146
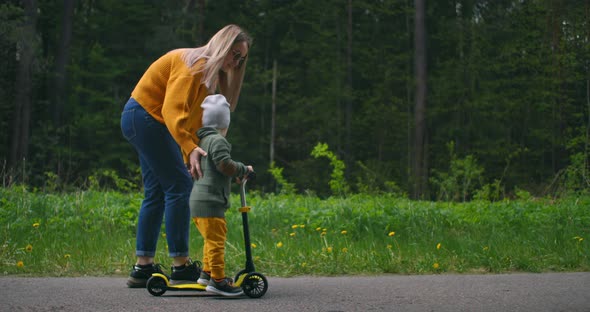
left=181, top=24, right=252, bottom=111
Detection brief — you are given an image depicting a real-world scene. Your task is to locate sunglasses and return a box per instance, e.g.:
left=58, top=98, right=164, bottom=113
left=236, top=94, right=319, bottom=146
left=231, top=49, right=247, bottom=67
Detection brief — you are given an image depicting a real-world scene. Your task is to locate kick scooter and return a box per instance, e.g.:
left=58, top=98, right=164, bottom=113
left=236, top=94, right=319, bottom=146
left=146, top=172, right=268, bottom=298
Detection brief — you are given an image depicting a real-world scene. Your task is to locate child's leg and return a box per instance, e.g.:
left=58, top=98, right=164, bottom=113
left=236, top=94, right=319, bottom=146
left=195, top=217, right=227, bottom=280
left=193, top=218, right=210, bottom=272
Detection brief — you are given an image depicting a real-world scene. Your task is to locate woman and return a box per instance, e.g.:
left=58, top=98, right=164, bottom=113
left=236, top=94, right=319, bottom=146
left=120, top=24, right=252, bottom=288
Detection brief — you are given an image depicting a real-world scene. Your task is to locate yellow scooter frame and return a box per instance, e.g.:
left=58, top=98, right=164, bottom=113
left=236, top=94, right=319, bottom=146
left=146, top=172, right=268, bottom=298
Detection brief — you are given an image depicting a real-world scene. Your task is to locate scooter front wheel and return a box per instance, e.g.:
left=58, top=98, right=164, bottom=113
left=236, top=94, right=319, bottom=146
left=147, top=275, right=168, bottom=296
left=242, top=272, right=268, bottom=298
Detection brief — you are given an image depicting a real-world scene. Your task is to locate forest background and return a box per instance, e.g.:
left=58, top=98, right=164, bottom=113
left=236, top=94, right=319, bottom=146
left=1, top=0, right=589, bottom=200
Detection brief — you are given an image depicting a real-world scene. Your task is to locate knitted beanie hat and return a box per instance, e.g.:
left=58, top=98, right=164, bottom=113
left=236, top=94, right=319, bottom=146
left=201, top=94, right=231, bottom=129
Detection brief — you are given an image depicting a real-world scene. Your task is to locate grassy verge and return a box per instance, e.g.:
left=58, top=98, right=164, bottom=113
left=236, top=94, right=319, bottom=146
left=1, top=186, right=588, bottom=277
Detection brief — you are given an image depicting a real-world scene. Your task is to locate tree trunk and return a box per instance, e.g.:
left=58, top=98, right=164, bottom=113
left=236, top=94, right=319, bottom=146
left=345, top=0, right=353, bottom=177
left=270, top=59, right=277, bottom=165
left=9, top=0, right=37, bottom=176
left=586, top=78, right=589, bottom=184
left=52, top=0, right=74, bottom=127
left=335, top=8, right=343, bottom=156
left=405, top=0, right=413, bottom=189
left=183, top=0, right=205, bottom=45
left=585, top=1, right=590, bottom=184
left=551, top=0, right=563, bottom=174
left=412, top=0, right=427, bottom=199
left=197, top=0, right=205, bottom=45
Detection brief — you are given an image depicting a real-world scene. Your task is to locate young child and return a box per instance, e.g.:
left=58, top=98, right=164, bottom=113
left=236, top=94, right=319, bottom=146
left=189, top=94, right=253, bottom=297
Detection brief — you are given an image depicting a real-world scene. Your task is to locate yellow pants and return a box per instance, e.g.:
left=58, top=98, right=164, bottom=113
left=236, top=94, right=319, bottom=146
left=193, top=217, right=227, bottom=280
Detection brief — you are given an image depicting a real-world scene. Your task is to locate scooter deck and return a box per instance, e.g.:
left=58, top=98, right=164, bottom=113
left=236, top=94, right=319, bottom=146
left=151, top=273, right=207, bottom=291
left=167, top=283, right=207, bottom=291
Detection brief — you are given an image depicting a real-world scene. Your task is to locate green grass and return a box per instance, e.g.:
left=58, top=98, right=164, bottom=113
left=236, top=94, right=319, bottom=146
left=1, top=185, right=589, bottom=277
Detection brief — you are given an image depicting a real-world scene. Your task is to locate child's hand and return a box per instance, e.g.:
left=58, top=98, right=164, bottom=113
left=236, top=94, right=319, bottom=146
left=244, top=166, right=254, bottom=181
left=236, top=166, right=254, bottom=184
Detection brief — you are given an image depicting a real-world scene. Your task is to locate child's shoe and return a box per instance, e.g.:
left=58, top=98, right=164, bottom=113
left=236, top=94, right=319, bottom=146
left=197, top=270, right=211, bottom=286
left=170, top=259, right=201, bottom=285
left=206, top=277, right=244, bottom=297
left=126, top=263, right=165, bottom=288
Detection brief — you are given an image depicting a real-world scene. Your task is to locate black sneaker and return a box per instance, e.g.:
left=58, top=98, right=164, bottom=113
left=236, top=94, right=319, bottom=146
left=197, top=270, right=211, bottom=286
left=206, top=277, right=244, bottom=297
left=127, top=263, right=165, bottom=288
left=170, top=259, right=201, bottom=285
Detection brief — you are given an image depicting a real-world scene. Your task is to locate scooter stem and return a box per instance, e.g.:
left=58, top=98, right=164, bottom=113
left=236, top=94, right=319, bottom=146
left=240, top=175, right=256, bottom=272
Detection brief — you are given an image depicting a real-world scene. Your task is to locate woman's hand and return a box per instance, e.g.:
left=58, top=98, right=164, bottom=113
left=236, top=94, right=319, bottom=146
left=189, top=147, right=208, bottom=179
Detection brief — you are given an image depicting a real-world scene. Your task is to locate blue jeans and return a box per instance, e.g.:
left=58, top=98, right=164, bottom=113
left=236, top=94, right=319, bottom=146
left=120, top=97, right=192, bottom=257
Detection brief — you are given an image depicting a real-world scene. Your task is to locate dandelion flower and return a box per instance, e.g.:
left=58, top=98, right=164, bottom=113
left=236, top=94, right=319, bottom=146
left=17, top=261, right=24, bottom=268
left=436, top=243, right=441, bottom=250
left=326, top=247, right=333, bottom=253
left=323, top=228, right=327, bottom=232
left=299, top=224, right=305, bottom=228
left=387, top=244, right=393, bottom=249
left=316, top=227, right=322, bottom=231
left=341, top=230, right=347, bottom=235
left=301, top=262, right=307, bottom=267
left=320, top=231, right=327, bottom=237
left=64, top=254, right=71, bottom=259
left=289, top=232, right=296, bottom=237
left=483, top=246, right=489, bottom=251
left=32, top=222, right=40, bottom=228
left=25, top=244, right=33, bottom=252
left=433, top=263, right=440, bottom=269
left=292, top=225, right=299, bottom=229
left=276, top=242, right=283, bottom=248
left=342, top=248, right=348, bottom=253
left=251, top=243, right=257, bottom=248
left=388, top=231, right=395, bottom=237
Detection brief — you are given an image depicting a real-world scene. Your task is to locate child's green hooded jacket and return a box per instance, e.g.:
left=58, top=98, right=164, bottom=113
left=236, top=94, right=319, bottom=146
left=189, top=127, right=249, bottom=218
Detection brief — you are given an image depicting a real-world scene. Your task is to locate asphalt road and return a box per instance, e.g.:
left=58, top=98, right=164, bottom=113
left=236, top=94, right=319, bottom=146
left=1, top=273, right=589, bottom=312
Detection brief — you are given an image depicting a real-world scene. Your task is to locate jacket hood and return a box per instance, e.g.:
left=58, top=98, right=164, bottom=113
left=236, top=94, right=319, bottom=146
left=197, top=127, right=219, bottom=139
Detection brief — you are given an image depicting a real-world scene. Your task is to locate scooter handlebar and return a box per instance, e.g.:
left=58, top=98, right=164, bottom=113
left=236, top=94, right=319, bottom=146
left=245, top=171, right=256, bottom=182
left=239, top=171, right=255, bottom=206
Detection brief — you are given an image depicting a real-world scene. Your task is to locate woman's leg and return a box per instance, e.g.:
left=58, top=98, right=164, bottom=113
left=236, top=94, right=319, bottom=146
left=135, top=153, right=165, bottom=257
left=122, top=98, right=167, bottom=287
left=122, top=98, right=192, bottom=261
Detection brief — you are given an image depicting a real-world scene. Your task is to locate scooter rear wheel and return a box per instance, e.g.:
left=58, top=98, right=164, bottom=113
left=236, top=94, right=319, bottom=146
left=242, top=272, right=268, bottom=298
left=147, top=275, right=167, bottom=296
